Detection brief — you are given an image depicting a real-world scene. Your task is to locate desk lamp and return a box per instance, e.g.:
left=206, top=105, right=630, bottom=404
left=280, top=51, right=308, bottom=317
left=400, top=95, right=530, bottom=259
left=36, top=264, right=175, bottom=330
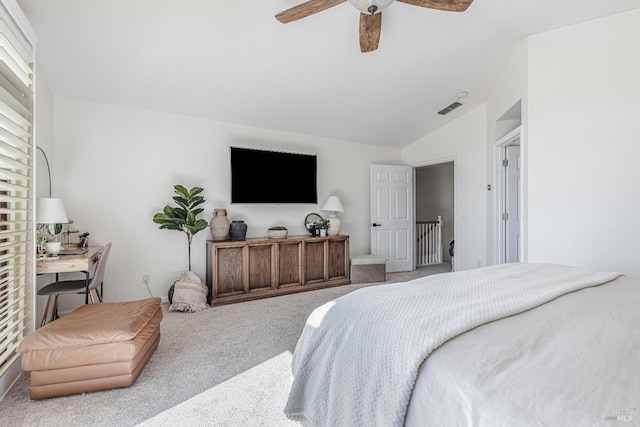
left=36, top=198, right=69, bottom=255
left=321, top=196, right=344, bottom=236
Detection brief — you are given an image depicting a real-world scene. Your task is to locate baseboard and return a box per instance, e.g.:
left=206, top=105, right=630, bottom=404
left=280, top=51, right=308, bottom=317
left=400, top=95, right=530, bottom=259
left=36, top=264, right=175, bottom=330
left=0, top=356, right=22, bottom=402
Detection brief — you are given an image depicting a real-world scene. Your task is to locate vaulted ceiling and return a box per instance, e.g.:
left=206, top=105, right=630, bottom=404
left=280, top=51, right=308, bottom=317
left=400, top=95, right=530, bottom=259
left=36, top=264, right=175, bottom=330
left=17, top=0, right=640, bottom=148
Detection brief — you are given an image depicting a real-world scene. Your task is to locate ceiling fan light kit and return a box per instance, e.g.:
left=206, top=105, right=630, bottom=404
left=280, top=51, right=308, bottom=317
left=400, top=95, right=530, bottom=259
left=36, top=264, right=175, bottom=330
left=348, top=0, right=394, bottom=14
left=275, top=0, right=474, bottom=53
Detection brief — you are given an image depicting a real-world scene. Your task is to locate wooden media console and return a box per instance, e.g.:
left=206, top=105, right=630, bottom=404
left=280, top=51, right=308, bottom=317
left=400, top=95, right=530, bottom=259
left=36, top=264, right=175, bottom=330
left=206, top=235, right=350, bottom=306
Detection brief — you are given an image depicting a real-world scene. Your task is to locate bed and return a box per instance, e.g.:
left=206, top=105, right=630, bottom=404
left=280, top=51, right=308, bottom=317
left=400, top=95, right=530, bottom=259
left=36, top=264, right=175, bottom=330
left=284, top=263, right=639, bottom=426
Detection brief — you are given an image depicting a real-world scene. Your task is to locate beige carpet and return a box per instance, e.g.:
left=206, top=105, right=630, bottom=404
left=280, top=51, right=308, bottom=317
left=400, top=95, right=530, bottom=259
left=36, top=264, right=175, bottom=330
left=137, top=351, right=298, bottom=427
left=0, top=263, right=450, bottom=427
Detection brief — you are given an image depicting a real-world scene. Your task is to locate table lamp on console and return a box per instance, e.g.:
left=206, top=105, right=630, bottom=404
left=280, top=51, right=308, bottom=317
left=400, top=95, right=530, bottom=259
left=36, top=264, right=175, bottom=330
left=36, top=198, right=69, bottom=256
left=321, top=195, right=344, bottom=236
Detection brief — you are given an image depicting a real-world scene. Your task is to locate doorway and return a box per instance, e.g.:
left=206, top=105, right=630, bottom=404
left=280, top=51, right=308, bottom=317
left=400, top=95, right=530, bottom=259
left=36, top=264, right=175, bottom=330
left=415, top=161, right=455, bottom=270
left=495, top=126, right=521, bottom=264
left=369, top=162, right=455, bottom=272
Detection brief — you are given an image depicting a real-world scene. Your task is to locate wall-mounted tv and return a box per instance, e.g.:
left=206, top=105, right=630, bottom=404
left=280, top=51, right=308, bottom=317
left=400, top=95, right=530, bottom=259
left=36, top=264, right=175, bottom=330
left=230, top=147, right=317, bottom=204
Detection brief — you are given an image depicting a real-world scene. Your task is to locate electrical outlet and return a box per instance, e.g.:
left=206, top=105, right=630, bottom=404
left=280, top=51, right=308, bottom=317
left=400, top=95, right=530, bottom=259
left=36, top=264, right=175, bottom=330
left=142, top=273, right=153, bottom=298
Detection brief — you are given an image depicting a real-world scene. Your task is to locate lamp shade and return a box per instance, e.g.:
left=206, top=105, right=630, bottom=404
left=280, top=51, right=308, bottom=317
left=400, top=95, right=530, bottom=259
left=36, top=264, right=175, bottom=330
left=36, top=198, right=69, bottom=224
left=321, top=196, right=344, bottom=213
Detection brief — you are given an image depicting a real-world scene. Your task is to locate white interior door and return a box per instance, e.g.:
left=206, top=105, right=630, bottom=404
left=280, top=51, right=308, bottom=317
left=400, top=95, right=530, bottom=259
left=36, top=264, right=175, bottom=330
left=370, top=164, right=414, bottom=272
left=504, top=145, right=520, bottom=263
left=494, top=125, right=523, bottom=265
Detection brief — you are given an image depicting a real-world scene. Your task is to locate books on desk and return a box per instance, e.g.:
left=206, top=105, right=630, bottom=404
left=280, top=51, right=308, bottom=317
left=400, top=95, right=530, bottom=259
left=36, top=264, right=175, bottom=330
left=37, top=256, right=59, bottom=262
left=59, top=248, right=89, bottom=255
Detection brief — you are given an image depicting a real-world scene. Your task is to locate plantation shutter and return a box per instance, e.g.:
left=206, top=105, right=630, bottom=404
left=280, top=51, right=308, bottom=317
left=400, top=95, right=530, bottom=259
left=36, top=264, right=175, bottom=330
left=0, top=9, right=34, bottom=377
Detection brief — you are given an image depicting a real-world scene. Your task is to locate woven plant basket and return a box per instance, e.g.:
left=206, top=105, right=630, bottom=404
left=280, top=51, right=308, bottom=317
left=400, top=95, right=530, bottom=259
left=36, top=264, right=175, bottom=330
left=267, top=229, right=288, bottom=239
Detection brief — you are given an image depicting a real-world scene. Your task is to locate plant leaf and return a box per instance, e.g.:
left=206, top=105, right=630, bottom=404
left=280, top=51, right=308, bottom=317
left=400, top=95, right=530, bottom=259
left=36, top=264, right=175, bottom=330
left=163, top=206, right=175, bottom=216
left=189, top=187, right=204, bottom=197
left=153, top=213, right=168, bottom=224
left=173, top=207, right=188, bottom=219
left=172, top=196, right=189, bottom=208
left=194, top=219, right=208, bottom=230
left=186, top=211, right=195, bottom=225
left=174, top=184, right=189, bottom=197
left=160, top=223, right=182, bottom=231
left=189, top=196, right=205, bottom=208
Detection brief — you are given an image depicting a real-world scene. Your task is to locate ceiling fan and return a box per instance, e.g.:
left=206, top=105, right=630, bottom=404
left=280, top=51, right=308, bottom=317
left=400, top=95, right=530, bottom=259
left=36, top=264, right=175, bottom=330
left=275, top=0, right=474, bottom=53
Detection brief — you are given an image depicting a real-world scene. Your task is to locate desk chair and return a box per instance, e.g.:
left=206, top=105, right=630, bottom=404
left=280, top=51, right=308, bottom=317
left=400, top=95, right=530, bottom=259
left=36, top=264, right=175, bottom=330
left=38, top=243, right=112, bottom=327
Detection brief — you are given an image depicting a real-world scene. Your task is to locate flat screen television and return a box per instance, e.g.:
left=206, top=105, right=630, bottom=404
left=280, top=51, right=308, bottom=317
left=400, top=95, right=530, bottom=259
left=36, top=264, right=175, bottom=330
left=230, top=147, right=317, bottom=204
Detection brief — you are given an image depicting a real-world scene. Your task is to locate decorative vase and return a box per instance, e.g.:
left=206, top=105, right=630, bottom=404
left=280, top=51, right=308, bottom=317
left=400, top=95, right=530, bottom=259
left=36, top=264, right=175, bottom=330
left=229, top=220, right=247, bottom=241
left=210, top=209, right=230, bottom=241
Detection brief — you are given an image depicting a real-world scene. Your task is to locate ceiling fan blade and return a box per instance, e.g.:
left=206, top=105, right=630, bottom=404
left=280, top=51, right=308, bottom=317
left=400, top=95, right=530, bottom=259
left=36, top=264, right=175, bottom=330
left=396, top=0, right=473, bottom=12
left=359, top=12, right=382, bottom=53
left=276, top=0, right=347, bottom=23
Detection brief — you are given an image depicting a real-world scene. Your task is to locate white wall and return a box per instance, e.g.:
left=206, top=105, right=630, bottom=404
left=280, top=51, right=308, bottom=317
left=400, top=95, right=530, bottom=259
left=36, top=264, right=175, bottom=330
left=52, top=98, right=402, bottom=303
left=34, top=71, right=54, bottom=157
left=526, top=10, right=640, bottom=277
left=402, top=104, right=488, bottom=271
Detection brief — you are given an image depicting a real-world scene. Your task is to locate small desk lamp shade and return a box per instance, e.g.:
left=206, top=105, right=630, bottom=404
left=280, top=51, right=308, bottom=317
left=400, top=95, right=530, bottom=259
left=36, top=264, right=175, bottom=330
left=321, top=196, right=344, bottom=236
left=36, top=198, right=69, bottom=225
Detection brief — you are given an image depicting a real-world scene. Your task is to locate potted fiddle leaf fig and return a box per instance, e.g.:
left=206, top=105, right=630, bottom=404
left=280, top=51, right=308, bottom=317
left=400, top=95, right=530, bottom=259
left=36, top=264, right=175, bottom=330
left=152, top=184, right=208, bottom=271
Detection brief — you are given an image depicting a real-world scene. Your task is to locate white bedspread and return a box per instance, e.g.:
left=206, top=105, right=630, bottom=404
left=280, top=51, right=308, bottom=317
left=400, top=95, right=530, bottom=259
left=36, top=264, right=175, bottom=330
left=405, top=275, right=640, bottom=426
left=284, top=263, right=622, bottom=427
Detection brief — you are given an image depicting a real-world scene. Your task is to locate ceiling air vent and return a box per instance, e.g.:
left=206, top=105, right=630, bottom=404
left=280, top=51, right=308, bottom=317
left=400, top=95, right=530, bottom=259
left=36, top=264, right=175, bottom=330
left=437, top=101, right=463, bottom=116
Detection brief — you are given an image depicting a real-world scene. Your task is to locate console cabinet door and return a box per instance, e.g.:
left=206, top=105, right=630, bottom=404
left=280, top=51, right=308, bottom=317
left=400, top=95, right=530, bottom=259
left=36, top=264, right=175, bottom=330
left=303, top=240, right=326, bottom=284
left=328, top=239, right=348, bottom=280
left=247, top=244, right=273, bottom=292
left=278, top=242, right=302, bottom=287
left=212, top=246, right=244, bottom=297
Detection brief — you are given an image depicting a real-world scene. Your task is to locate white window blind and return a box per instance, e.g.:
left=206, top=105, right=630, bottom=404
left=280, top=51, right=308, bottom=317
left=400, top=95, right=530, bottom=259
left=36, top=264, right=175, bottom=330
left=0, top=13, right=33, bottom=377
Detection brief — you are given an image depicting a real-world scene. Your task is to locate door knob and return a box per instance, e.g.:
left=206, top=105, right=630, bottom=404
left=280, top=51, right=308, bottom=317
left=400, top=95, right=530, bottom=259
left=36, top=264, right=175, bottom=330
left=372, top=223, right=382, bottom=227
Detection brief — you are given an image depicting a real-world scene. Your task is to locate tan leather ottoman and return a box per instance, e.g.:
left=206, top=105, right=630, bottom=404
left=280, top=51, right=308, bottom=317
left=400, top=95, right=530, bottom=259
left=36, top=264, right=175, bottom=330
left=17, top=297, right=162, bottom=399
